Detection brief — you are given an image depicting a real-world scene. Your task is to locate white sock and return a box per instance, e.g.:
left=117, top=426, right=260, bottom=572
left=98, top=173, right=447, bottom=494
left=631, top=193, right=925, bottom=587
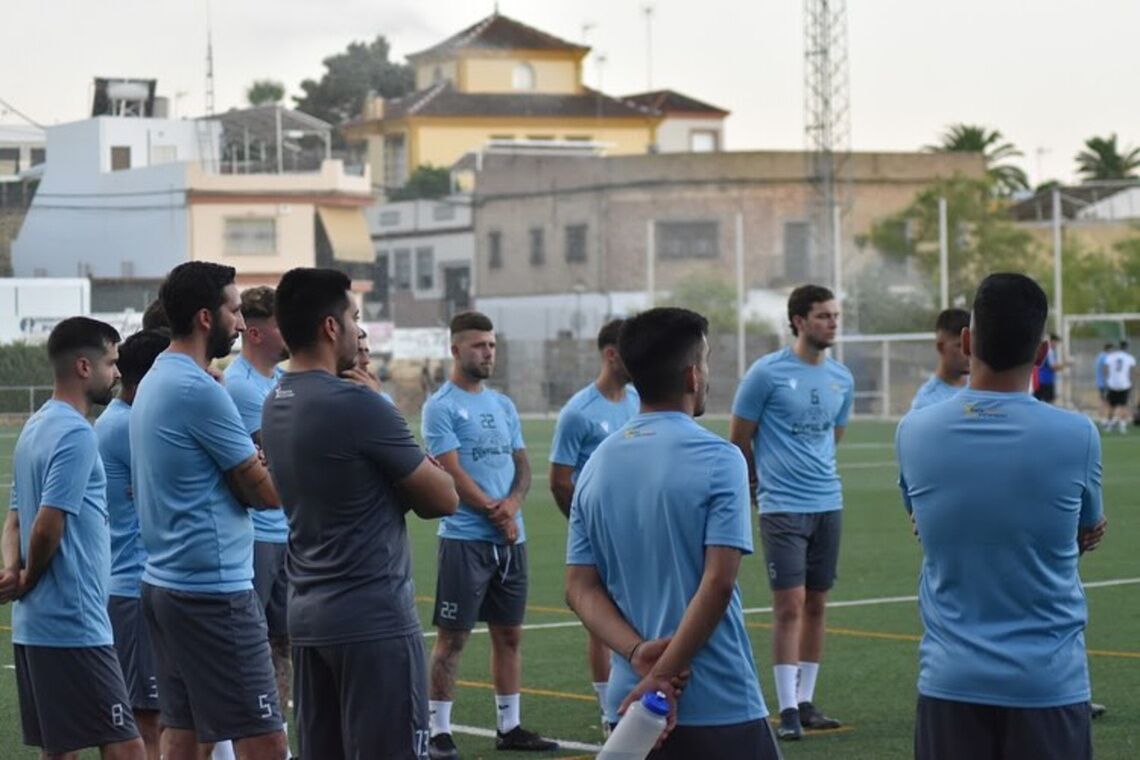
left=283, top=722, right=292, bottom=759
left=429, top=700, right=452, bottom=738
left=592, top=682, right=608, bottom=712
left=797, top=661, right=820, bottom=704
left=211, top=741, right=236, bottom=760
left=496, top=693, right=521, bottom=733
left=774, top=664, right=799, bottom=712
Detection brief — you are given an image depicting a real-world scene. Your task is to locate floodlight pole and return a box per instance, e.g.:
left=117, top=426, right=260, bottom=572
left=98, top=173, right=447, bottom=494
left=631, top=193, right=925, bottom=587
left=1052, top=188, right=1063, bottom=335
left=645, top=219, right=655, bottom=307
left=275, top=106, right=284, bottom=174
left=833, top=202, right=844, bottom=363
left=938, top=196, right=949, bottom=309
left=736, top=213, right=746, bottom=379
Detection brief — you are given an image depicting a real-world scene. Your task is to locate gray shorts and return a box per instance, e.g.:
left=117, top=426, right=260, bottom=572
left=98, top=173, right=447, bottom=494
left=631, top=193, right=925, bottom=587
left=14, top=644, right=140, bottom=754
left=253, top=541, right=289, bottom=640
left=647, top=718, right=782, bottom=760
left=760, top=510, right=843, bottom=591
left=108, top=594, right=160, bottom=712
left=432, top=539, right=528, bottom=630
left=141, top=583, right=283, bottom=743
left=293, top=632, right=429, bottom=759
left=916, top=695, right=1091, bottom=760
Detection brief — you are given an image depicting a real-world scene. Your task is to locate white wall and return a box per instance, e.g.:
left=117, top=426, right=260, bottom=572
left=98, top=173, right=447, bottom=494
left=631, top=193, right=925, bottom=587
left=1077, top=187, right=1140, bottom=221
left=370, top=196, right=474, bottom=302
left=654, top=116, right=725, bottom=154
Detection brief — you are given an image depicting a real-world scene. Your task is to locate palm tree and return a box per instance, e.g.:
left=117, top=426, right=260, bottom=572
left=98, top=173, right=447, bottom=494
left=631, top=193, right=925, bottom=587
left=927, top=124, right=1029, bottom=197
left=1075, top=134, right=1140, bottom=182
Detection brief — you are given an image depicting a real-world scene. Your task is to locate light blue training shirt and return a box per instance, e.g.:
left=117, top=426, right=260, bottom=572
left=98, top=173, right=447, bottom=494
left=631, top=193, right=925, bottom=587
left=131, top=352, right=259, bottom=593
left=12, top=400, right=113, bottom=647
left=94, top=398, right=147, bottom=598
left=910, top=375, right=965, bottom=411
left=549, top=383, right=640, bottom=480
left=896, top=389, right=1103, bottom=707
left=422, top=381, right=526, bottom=543
left=568, top=412, right=768, bottom=726
left=224, top=354, right=287, bottom=544
left=731, top=347, right=854, bottom=512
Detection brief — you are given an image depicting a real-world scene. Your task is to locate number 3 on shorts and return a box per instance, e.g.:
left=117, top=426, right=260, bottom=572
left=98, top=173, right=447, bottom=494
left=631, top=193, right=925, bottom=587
left=440, top=601, right=459, bottom=620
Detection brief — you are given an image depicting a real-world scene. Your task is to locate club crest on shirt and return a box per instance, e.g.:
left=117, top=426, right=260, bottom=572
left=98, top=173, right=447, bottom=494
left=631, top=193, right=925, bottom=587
left=457, top=408, right=469, bottom=420
left=962, top=402, right=1006, bottom=419
left=788, top=379, right=798, bottom=390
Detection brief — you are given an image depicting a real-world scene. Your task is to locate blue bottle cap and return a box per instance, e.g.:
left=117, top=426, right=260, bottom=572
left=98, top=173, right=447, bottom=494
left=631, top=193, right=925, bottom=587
left=641, top=690, right=669, bottom=717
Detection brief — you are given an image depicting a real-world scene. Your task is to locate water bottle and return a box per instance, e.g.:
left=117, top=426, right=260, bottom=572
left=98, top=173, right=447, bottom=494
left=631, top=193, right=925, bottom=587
left=596, top=690, right=670, bottom=760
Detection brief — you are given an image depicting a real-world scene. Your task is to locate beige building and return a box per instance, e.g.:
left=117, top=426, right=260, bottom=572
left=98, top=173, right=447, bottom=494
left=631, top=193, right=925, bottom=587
left=471, top=151, right=985, bottom=339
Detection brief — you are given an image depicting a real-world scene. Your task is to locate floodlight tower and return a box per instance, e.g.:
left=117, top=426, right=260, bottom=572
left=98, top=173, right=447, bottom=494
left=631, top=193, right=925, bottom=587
left=803, top=0, right=851, bottom=296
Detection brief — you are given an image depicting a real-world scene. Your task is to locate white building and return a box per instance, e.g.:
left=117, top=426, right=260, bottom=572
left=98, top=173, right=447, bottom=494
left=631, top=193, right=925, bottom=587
left=0, top=125, right=46, bottom=180
left=13, top=115, right=374, bottom=310
left=622, top=90, right=729, bottom=153
left=365, top=196, right=473, bottom=327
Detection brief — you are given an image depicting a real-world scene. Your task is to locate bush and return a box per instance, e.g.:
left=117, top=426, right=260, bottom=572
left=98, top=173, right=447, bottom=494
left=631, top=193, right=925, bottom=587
left=0, top=344, right=54, bottom=414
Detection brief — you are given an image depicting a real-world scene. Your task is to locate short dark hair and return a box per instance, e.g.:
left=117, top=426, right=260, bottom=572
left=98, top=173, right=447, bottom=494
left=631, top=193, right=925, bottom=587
left=1122, top=340, right=1130, bottom=350
left=597, top=319, right=625, bottom=350
left=1049, top=333, right=1061, bottom=342
left=275, top=268, right=352, bottom=352
left=47, top=317, right=121, bottom=375
left=787, top=284, right=835, bottom=336
left=618, top=307, right=708, bottom=404
left=159, top=262, right=236, bottom=338
left=971, top=273, right=1048, bottom=372
left=240, top=286, right=276, bottom=321
left=934, top=308, right=970, bottom=336
left=117, top=329, right=170, bottom=388
left=1104, top=343, right=1114, bottom=351
left=142, top=298, right=169, bottom=331
left=450, top=311, right=494, bottom=335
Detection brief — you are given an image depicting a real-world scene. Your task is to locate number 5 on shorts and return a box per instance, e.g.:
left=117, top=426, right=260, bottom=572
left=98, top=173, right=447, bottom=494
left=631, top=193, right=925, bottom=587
left=258, top=693, right=273, bottom=718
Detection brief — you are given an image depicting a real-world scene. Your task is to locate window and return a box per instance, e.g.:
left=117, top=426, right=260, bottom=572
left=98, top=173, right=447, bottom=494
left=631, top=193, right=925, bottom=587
left=784, top=221, right=811, bottom=282
left=29, top=148, right=45, bottom=166
left=432, top=204, right=456, bottom=222
left=415, top=247, right=435, bottom=290
left=0, top=148, right=18, bottom=175
left=564, top=135, right=591, bottom=142
left=657, top=221, right=718, bottom=260
left=529, top=228, right=545, bottom=266
left=512, top=62, right=536, bottom=91
left=110, top=146, right=132, bottom=171
left=488, top=231, right=503, bottom=269
left=224, top=218, right=277, bottom=255
left=378, top=210, right=401, bottom=227
left=689, top=130, right=719, bottom=153
left=393, top=249, right=412, bottom=290
left=383, top=134, right=407, bottom=188
left=565, top=224, right=588, bottom=263
left=526, top=135, right=554, bottom=141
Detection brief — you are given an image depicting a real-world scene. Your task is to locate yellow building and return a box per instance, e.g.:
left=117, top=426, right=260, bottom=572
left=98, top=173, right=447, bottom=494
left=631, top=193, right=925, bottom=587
left=342, top=13, right=663, bottom=192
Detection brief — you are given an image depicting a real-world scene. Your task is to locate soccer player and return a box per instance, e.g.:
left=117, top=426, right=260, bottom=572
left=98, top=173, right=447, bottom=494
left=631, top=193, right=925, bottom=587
left=549, top=318, right=639, bottom=730
left=422, top=311, right=557, bottom=758
left=131, top=262, right=287, bottom=760
left=1103, top=340, right=1136, bottom=433
left=1095, top=343, right=1113, bottom=426
left=728, top=284, right=854, bottom=741
left=566, top=307, right=780, bottom=759
left=343, top=328, right=394, bottom=404
left=1033, top=333, right=1064, bottom=404
left=223, top=285, right=291, bottom=736
left=97, top=328, right=171, bottom=760
left=261, top=267, right=458, bottom=759
left=896, top=273, right=1106, bottom=760
left=911, top=308, right=970, bottom=411
left=1, top=317, right=146, bottom=759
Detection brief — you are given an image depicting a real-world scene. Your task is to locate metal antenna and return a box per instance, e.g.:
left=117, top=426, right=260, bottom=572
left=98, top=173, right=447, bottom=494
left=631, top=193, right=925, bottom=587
left=642, top=5, right=655, bottom=91
left=205, top=0, right=216, bottom=116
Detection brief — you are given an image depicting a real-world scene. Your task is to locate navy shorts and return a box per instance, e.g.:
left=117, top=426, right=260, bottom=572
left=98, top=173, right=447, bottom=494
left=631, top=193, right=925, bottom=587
left=760, top=510, right=843, bottom=591
left=15, top=644, right=140, bottom=754
left=916, top=695, right=1091, bottom=760
left=253, top=541, right=289, bottom=640
left=142, top=583, right=283, bottom=743
left=433, top=539, right=528, bottom=630
left=108, top=594, right=160, bottom=712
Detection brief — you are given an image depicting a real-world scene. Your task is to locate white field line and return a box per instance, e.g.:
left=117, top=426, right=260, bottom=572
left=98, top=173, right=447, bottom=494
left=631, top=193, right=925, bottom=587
left=451, top=723, right=602, bottom=752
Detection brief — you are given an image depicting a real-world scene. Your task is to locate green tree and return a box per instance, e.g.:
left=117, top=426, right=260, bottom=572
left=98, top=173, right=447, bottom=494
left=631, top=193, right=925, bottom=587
left=661, top=274, right=772, bottom=336
left=388, top=165, right=451, bottom=201
left=868, top=177, right=1045, bottom=306
left=1059, top=233, right=1140, bottom=314
left=927, top=124, right=1029, bottom=197
left=294, top=36, right=414, bottom=126
left=246, top=79, right=285, bottom=106
left=1074, top=134, right=1140, bottom=182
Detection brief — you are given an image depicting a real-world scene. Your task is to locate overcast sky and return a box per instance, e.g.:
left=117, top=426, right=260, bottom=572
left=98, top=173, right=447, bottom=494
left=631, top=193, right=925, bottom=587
left=5, top=0, right=1139, bottom=184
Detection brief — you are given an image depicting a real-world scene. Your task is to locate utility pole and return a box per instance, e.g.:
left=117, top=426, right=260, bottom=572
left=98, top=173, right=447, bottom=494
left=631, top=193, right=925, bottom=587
left=643, top=5, right=655, bottom=91
left=204, top=0, right=216, bottom=117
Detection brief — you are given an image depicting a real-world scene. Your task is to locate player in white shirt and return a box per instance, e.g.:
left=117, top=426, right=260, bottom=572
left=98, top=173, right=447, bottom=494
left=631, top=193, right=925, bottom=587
left=1103, top=340, right=1136, bottom=434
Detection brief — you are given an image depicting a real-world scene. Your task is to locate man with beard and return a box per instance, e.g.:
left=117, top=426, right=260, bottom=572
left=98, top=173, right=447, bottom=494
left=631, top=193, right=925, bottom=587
left=97, top=328, right=171, bottom=760
left=261, top=267, right=457, bottom=759
left=911, top=309, right=971, bottom=411
left=131, top=262, right=287, bottom=760
left=729, top=284, right=854, bottom=741
left=1, top=318, right=146, bottom=759
left=566, top=307, right=780, bottom=759
left=549, top=318, right=639, bottom=732
left=422, top=312, right=558, bottom=758
left=223, top=285, right=291, bottom=745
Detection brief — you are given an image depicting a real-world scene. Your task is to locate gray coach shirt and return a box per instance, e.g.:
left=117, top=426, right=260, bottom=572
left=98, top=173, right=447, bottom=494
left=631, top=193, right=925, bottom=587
left=260, top=370, right=425, bottom=646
